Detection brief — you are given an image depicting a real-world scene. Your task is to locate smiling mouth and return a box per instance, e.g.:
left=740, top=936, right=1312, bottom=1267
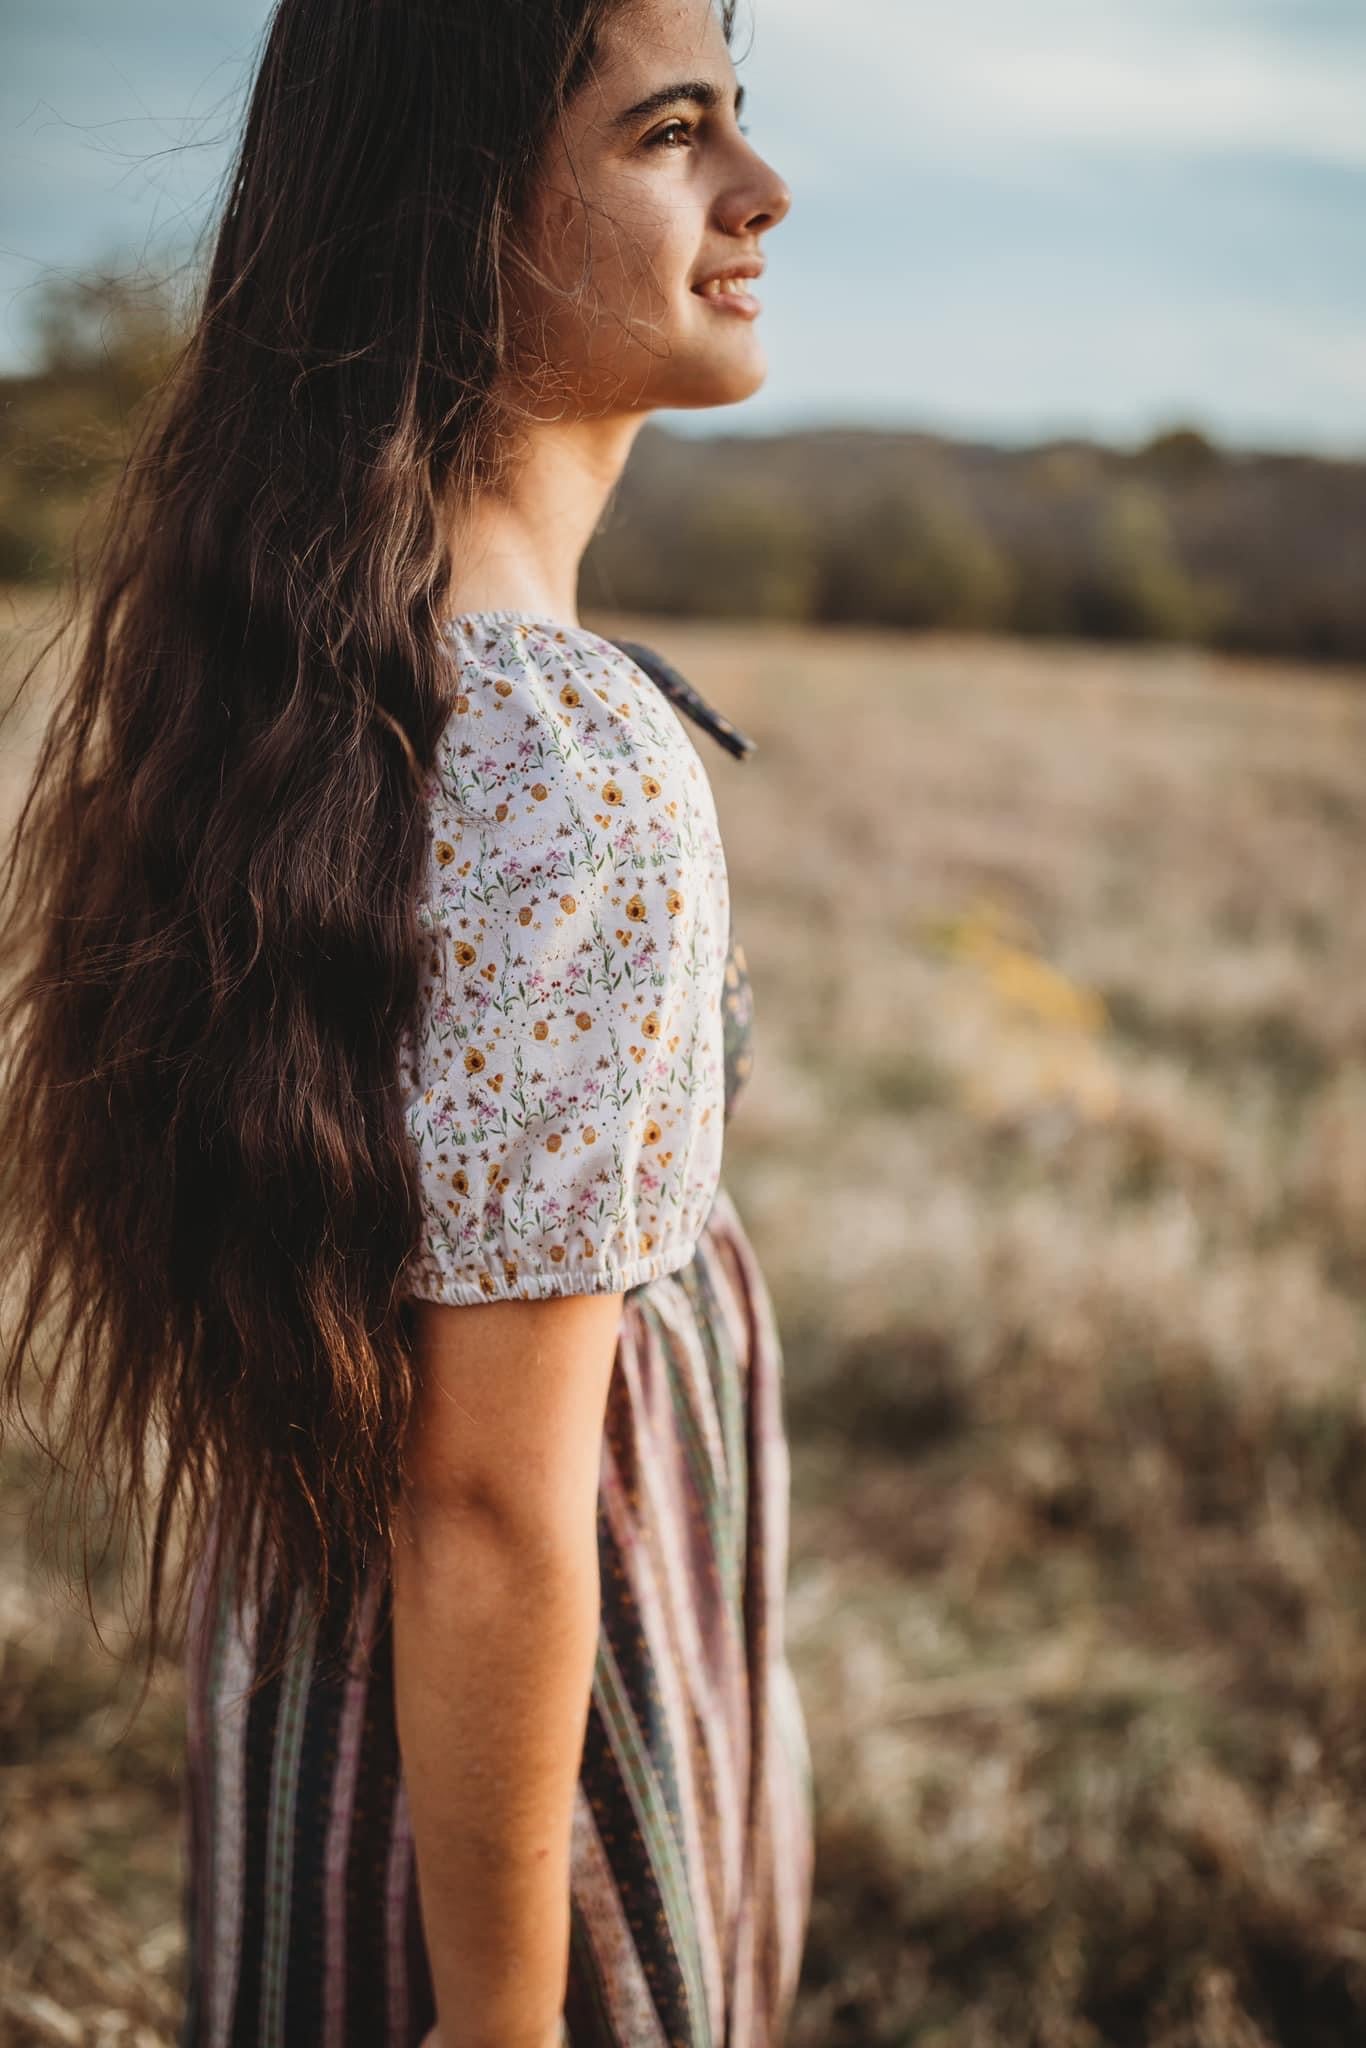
left=691, top=278, right=761, bottom=317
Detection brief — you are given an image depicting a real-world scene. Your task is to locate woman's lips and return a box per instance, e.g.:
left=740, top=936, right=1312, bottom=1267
left=691, top=283, right=761, bottom=319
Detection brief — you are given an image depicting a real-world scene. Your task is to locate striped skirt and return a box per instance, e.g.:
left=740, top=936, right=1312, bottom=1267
left=178, top=1180, right=815, bottom=2047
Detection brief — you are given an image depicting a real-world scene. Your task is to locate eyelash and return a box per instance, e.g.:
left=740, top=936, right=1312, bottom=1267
left=647, top=117, right=751, bottom=149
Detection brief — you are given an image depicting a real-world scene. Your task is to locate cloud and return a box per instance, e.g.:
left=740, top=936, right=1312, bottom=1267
left=757, top=0, right=1366, bottom=175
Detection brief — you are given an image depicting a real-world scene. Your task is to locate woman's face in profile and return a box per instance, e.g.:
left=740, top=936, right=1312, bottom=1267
left=507, top=0, right=792, bottom=418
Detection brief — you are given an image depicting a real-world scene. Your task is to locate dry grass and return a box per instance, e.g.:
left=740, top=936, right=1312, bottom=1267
left=5, top=591, right=1366, bottom=2043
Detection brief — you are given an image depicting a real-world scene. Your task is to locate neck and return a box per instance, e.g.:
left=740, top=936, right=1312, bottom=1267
left=445, top=410, right=650, bottom=624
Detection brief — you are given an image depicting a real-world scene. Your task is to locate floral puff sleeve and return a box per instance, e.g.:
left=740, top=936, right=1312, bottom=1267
left=397, top=616, right=732, bottom=1306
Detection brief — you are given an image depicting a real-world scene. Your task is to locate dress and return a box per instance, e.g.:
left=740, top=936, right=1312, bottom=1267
left=178, top=611, right=815, bottom=2047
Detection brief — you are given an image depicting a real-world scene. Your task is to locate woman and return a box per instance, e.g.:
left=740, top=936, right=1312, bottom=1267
left=0, top=0, right=809, bottom=2042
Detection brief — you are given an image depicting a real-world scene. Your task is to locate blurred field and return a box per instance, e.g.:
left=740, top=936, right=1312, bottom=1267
left=5, top=591, right=1366, bottom=2045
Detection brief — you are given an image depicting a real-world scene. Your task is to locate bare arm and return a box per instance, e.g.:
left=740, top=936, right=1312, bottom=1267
left=392, top=1286, right=624, bottom=2048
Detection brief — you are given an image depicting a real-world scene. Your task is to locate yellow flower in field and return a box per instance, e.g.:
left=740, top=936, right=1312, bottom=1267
left=601, top=781, right=623, bottom=806
left=625, top=893, right=648, bottom=923
left=665, top=888, right=683, bottom=916
left=641, top=1011, right=661, bottom=1040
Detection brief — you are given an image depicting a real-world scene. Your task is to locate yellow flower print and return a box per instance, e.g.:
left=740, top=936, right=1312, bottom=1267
left=435, top=841, right=456, bottom=866
left=451, top=1170, right=469, bottom=1196
left=665, top=889, right=683, bottom=915
left=546, top=1133, right=562, bottom=1152
left=638, top=1231, right=655, bottom=1256
left=454, top=693, right=470, bottom=715
left=530, top=782, right=549, bottom=802
left=478, top=1271, right=497, bottom=1298
left=582, top=1125, right=596, bottom=1145
left=518, top=906, right=534, bottom=926
left=601, top=781, right=623, bottom=806
left=494, top=678, right=513, bottom=698
left=464, top=1047, right=486, bottom=1074
left=453, top=940, right=477, bottom=967
left=642, top=1119, right=661, bottom=1146
left=560, top=893, right=577, bottom=914
left=574, top=1011, right=592, bottom=1031
left=625, top=893, right=648, bottom=923
left=488, top=1073, right=504, bottom=1092
left=495, top=802, right=509, bottom=822
left=641, top=1011, right=661, bottom=1040
left=480, top=962, right=497, bottom=982
left=533, top=1020, right=550, bottom=1041
left=581, top=1236, right=595, bottom=1259
left=641, top=775, right=662, bottom=799
left=485, top=1161, right=501, bottom=1187
left=559, top=683, right=581, bottom=707
left=549, top=1243, right=567, bottom=1265
left=502, top=1257, right=518, bottom=1285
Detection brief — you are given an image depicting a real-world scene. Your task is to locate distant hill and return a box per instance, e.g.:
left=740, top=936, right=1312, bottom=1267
left=582, top=421, right=1366, bottom=663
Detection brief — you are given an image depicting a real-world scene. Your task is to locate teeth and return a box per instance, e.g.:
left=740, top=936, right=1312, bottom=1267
left=702, top=276, right=753, bottom=296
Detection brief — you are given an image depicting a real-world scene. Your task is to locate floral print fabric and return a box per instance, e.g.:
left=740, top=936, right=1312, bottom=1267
left=398, top=611, right=731, bottom=1305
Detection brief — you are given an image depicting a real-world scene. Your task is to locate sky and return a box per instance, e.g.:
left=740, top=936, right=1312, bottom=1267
left=1, top=0, right=1363, bottom=455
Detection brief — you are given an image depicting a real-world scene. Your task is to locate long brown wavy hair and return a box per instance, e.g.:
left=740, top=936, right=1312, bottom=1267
left=0, top=0, right=740, bottom=1681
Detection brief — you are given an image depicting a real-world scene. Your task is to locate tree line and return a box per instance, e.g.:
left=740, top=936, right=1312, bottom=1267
left=3, top=268, right=1363, bottom=663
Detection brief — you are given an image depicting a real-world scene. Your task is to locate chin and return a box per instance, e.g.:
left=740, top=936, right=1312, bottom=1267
left=663, top=350, right=769, bottom=412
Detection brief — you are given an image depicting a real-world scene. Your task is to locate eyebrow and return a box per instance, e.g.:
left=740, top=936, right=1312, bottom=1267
left=611, top=77, right=746, bottom=132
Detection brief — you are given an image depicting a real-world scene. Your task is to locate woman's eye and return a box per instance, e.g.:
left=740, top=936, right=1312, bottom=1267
left=647, top=117, right=750, bottom=150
